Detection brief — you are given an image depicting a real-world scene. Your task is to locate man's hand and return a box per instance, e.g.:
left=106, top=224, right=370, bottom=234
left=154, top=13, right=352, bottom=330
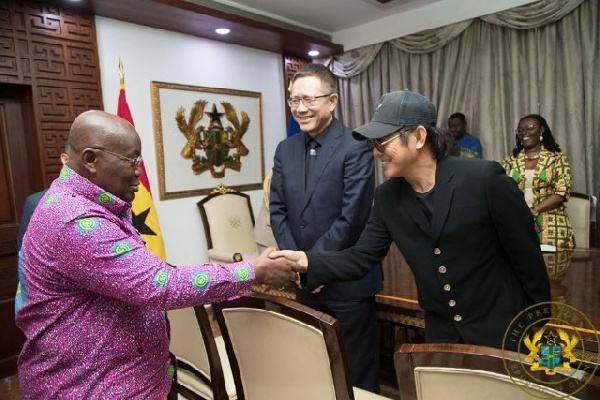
left=269, top=250, right=308, bottom=273
left=252, top=247, right=298, bottom=288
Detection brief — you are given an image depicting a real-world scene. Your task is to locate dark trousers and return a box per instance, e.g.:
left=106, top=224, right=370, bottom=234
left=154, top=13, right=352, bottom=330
left=296, top=292, right=381, bottom=393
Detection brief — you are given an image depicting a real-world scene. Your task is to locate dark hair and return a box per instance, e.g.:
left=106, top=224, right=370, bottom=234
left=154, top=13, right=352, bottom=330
left=291, top=63, right=336, bottom=94
left=511, top=114, right=562, bottom=156
left=399, top=125, right=453, bottom=161
left=448, top=112, right=467, bottom=124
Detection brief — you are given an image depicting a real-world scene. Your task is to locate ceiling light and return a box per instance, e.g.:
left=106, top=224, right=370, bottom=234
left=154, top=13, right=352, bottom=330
left=215, top=28, right=231, bottom=35
left=308, top=50, right=320, bottom=57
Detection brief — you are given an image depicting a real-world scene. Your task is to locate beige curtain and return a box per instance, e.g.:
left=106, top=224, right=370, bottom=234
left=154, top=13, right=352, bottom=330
left=320, top=0, right=597, bottom=195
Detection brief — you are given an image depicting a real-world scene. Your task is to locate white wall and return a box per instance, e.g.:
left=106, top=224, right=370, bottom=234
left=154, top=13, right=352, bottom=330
left=96, top=17, right=287, bottom=266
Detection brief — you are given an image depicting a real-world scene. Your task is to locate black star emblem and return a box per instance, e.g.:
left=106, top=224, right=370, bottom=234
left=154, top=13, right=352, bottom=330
left=544, top=332, right=557, bottom=345
left=205, top=103, right=224, bottom=130
left=132, top=207, right=157, bottom=236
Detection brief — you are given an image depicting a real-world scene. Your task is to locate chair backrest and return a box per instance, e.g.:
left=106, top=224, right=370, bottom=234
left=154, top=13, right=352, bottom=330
left=395, top=343, right=600, bottom=400
left=197, top=189, right=258, bottom=260
left=212, top=293, right=355, bottom=400
left=167, top=305, right=231, bottom=400
left=565, top=192, right=594, bottom=247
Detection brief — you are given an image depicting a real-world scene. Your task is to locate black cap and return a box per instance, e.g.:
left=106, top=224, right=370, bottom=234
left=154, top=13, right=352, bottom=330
left=353, top=90, right=437, bottom=140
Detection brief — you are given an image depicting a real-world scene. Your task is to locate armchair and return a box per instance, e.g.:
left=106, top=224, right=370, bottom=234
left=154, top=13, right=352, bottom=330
left=212, top=293, right=390, bottom=400
left=197, top=186, right=259, bottom=263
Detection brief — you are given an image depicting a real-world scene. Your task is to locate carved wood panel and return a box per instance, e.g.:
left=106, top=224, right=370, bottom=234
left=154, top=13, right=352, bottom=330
left=0, top=0, right=103, bottom=186
left=282, top=55, right=307, bottom=130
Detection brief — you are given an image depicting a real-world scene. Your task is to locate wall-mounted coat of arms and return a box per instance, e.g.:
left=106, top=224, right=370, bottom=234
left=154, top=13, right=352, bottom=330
left=176, top=101, right=250, bottom=178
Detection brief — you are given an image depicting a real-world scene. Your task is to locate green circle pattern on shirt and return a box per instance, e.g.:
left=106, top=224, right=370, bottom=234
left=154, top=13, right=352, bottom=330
left=97, top=192, right=114, bottom=206
left=111, top=241, right=132, bottom=257
left=59, top=167, right=72, bottom=181
left=43, top=194, right=59, bottom=207
left=153, top=269, right=169, bottom=288
left=167, top=364, right=175, bottom=379
left=192, top=272, right=210, bottom=292
left=235, top=265, right=251, bottom=281
left=75, top=217, right=99, bottom=234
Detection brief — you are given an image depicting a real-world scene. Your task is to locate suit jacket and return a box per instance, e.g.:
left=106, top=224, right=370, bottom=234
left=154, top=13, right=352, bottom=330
left=306, top=157, right=550, bottom=347
left=17, top=191, right=46, bottom=251
left=270, top=118, right=382, bottom=300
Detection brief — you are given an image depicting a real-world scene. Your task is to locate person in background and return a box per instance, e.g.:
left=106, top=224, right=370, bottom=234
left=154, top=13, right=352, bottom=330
left=501, top=114, right=574, bottom=248
left=15, top=143, right=70, bottom=314
left=273, top=90, right=550, bottom=350
left=447, top=112, right=482, bottom=158
left=270, top=64, right=382, bottom=393
left=16, top=110, right=297, bottom=399
left=16, top=143, right=70, bottom=251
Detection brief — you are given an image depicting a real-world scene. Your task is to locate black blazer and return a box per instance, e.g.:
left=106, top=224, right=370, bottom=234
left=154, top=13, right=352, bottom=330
left=307, top=157, right=550, bottom=347
left=270, top=118, right=382, bottom=300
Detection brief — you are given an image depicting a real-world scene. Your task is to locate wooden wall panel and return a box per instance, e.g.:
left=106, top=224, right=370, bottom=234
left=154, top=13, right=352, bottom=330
left=0, top=0, right=103, bottom=186
left=282, top=55, right=307, bottom=129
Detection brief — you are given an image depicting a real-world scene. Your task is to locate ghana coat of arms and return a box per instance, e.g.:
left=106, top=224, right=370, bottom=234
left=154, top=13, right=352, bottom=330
left=176, top=101, right=250, bottom=178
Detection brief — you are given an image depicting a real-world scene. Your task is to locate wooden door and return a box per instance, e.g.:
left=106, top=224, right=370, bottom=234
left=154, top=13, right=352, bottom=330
left=0, top=83, right=43, bottom=378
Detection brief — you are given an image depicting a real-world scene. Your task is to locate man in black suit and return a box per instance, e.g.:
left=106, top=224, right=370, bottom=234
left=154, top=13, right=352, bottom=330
left=274, top=90, right=550, bottom=349
left=270, top=64, right=382, bottom=392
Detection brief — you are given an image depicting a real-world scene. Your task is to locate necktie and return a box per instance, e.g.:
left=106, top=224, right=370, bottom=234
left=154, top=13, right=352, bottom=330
left=305, top=139, right=318, bottom=190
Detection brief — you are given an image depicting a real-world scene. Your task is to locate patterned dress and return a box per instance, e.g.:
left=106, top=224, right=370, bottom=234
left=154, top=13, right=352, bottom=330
left=501, top=147, right=574, bottom=248
left=15, top=165, right=254, bottom=399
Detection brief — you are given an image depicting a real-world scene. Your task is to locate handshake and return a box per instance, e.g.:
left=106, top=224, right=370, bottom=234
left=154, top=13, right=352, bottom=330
left=251, top=247, right=308, bottom=289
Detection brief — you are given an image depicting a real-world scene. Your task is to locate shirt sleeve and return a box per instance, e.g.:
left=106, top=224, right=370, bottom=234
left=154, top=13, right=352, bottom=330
left=550, top=152, right=571, bottom=200
left=51, top=213, right=254, bottom=310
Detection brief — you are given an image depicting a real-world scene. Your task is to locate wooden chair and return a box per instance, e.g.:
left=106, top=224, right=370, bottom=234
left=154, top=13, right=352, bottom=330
left=167, top=306, right=236, bottom=400
left=197, top=187, right=259, bottom=263
left=565, top=192, right=596, bottom=248
left=395, top=343, right=600, bottom=400
left=212, top=293, right=390, bottom=400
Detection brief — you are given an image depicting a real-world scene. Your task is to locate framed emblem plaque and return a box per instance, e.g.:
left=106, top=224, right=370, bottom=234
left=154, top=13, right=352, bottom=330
left=150, top=81, right=264, bottom=199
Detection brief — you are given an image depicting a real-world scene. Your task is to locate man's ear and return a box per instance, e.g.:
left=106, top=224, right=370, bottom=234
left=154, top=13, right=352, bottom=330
left=81, top=149, right=98, bottom=173
left=329, top=93, right=339, bottom=111
left=414, top=125, right=428, bottom=149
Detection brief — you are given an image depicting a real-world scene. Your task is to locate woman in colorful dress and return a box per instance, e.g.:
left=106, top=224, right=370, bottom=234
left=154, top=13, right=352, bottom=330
left=501, top=114, right=575, bottom=248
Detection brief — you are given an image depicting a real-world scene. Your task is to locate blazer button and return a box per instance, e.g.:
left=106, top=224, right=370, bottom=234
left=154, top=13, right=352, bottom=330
left=137, top=347, right=144, bottom=355
left=300, top=222, right=306, bottom=229
left=433, top=248, right=441, bottom=255
left=438, top=265, right=447, bottom=274
left=443, top=284, right=451, bottom=291
left=454, top=315, right=462, bottom=322
left=449, top=300, right=456, bottom=307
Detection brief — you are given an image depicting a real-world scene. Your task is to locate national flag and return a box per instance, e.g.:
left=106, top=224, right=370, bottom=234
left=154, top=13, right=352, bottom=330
left=287, top=114, right=300, bottom=137
left=117, top=59, right=166, bottom=261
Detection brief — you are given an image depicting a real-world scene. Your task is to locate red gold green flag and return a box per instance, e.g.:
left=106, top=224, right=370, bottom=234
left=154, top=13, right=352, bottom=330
left=117, top=60, right=166, bottom=261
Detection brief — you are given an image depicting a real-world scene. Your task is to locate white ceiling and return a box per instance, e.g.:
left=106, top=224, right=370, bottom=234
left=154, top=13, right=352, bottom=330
left=209, top=0, right=538, bottom=51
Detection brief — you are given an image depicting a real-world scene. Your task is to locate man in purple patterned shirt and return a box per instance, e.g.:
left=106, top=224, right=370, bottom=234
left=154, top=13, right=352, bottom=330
left=15, top=110, right=296, bottom=399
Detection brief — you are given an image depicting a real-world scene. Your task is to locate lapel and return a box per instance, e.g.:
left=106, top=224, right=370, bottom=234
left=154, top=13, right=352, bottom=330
left=301, top=119, right=343, bottom=213
left=431, top=158, right=455, bottom=242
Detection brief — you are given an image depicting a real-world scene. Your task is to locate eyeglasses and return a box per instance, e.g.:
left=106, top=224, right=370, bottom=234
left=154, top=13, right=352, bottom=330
left=515, top=125, right=539, bottom=135
left=367, top=128, right=414, bottom=152
left=90, top=147, right=142, bottom=168
left=286, top=93, right=332, bottom=109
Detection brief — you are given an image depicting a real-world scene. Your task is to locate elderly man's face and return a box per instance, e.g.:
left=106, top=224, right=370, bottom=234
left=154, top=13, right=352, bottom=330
left=92, top=125, right=142, bottom=204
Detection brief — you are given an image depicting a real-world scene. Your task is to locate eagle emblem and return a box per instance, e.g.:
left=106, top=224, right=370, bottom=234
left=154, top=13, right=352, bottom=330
left=175, top=101, right=250, bottom=178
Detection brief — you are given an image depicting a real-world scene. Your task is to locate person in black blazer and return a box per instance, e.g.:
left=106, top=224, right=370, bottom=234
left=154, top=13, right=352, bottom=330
left=270, top=64, right=382, bottom=392
left=274, top=90, right=550, bottom=349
